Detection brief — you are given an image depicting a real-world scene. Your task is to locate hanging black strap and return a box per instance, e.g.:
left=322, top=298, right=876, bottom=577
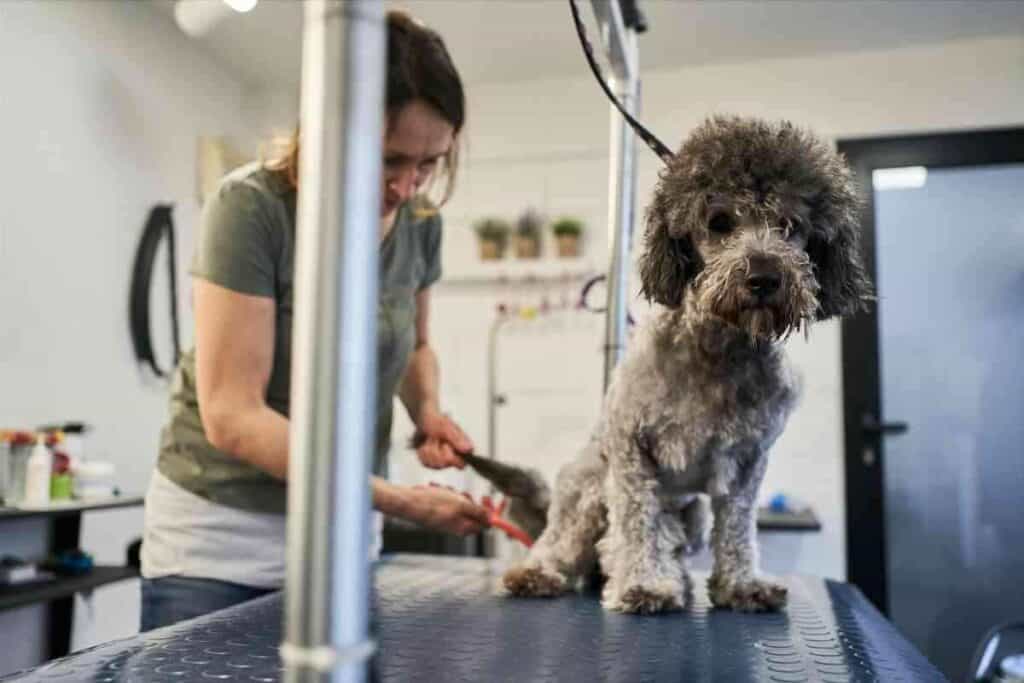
left=129, top=204, right=181, bottom=378
left=567, top=0, right=675, bottom=165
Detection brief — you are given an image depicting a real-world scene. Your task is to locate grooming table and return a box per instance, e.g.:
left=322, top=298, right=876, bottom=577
left=3, top=555, right=945, bottom=682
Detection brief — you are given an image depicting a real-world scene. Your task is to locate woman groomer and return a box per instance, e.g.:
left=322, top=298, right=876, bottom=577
left=140, top=11, right=483, bottom=631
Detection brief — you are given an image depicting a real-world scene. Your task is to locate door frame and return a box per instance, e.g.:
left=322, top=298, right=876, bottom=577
left=837, top=127, right=1024, bottom=614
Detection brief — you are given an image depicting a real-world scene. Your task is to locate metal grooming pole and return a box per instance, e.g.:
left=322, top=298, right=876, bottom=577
left=486, top=315, right=508, bottom=465
left=591, top=0, right=641, bottom=390
left=282, top=2, right=385, bottom=682
left=483, top=2, right=643, bottom=545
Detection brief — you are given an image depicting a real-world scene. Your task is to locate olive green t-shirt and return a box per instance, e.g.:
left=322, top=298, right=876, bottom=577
left=156, top=163, right=441, bottom=515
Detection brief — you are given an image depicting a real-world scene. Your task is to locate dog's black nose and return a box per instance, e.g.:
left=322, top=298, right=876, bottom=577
left=748, top=273, right=781, bottom=298
left=746, top=257, right=782, bottom=299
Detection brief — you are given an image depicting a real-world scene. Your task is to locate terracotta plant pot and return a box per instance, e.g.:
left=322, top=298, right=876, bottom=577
left=474, top=217, right=511, bottom=262
left=556, top=234, right=580, bottom=258
left=515, top=235, right=540, bottom=259
left=479, top=238, right=503, bottom=261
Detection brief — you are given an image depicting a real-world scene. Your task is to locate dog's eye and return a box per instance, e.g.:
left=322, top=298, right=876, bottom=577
left=708, top=212, right=735, bottom=234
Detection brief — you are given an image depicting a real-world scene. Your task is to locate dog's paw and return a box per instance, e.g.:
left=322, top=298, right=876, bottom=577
left=707, top=575, right=788, bottom=612
left=603, top=579, right=685, bottom=614
left=503, top=565, right=568, bottom=598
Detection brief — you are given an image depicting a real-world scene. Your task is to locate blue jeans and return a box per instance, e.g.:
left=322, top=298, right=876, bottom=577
left=140, top=576, right=277, bottom=632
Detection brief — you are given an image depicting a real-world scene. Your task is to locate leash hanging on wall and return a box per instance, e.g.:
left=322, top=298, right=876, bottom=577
left=129, top=204, right=181, bottom=378
left=579, top=273, right=636, bottom=326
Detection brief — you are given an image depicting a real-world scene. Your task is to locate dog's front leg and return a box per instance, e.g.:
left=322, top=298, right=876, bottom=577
left=599, top=433, right=687, bottom=614
left=707, top=450, right=787, bottom=612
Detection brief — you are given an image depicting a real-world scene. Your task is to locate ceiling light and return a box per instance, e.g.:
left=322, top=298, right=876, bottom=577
left=223, top=0, right=258, bottom=12
left=174, top=0, right=258, bottom=38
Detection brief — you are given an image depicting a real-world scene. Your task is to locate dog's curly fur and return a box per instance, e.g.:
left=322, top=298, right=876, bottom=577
left=496, top=116, right=870, bottom=614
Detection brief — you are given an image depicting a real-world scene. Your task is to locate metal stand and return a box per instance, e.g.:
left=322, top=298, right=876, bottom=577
left=589, top=0, right=642, bottom=390
left=280, top=0, right=644, bottom=676
left=486, top=315, right=508, bottom=470
left=283, top=2, right=385, bottom=682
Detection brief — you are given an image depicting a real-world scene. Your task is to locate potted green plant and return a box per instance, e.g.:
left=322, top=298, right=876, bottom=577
left=473, top=217, right=510, bottom=261
left=514, top=209, right=543, bottom=259
left=551, top=216, right=584, bottom=258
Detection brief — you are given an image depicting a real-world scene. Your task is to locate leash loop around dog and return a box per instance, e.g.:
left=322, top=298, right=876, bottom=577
left=567, top=0, right=675, bottom=165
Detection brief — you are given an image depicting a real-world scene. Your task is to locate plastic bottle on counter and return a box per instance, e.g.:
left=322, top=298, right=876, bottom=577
left=23, top=434, right=52, bottom=506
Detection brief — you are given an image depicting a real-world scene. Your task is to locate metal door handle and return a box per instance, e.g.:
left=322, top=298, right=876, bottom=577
left=862, top=414, right=908, bottom=436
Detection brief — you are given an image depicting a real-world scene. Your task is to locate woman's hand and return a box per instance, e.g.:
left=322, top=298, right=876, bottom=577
left=414, top=408, right=474, bottom=469
left=403, top=485, right=490, bottom=536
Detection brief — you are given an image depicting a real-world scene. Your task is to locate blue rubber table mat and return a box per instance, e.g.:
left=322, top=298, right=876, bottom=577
left=3, top=554, right=946, bottom=682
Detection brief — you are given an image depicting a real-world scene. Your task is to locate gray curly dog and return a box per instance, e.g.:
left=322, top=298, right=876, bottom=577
left=477, top=116, right=872, bottom=614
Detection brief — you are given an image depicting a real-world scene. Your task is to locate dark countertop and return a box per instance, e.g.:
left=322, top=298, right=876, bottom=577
left=3, top=554, right=944, bottom=682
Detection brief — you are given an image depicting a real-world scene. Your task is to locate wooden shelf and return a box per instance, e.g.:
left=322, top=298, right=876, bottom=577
left=440, top=258, right=601, bottom=286
left=0, top=495, right=143, bottom=521
left=0, top=565, right=139, bottom=612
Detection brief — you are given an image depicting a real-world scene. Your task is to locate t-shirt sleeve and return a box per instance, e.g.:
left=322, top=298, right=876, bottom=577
left=190, top=181, right=278, bottom=298
left=419, top=214, right=443, bottom=291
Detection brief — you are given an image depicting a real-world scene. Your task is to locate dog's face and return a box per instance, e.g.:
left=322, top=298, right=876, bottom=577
left=639, top=116, right=871, bottom=341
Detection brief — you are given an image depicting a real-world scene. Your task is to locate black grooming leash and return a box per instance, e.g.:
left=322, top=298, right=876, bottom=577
left=567, top=0, right=674, bottom=165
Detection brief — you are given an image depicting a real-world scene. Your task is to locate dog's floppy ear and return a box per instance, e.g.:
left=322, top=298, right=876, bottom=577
left=638, top=200, right=702, bottom=309
left=806, top=160, right=872, bottom=320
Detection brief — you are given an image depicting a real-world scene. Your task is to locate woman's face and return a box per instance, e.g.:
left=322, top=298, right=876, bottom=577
left=381, top=99, right=455, bottom=219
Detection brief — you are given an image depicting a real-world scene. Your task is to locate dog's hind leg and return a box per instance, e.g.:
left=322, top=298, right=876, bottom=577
left=503, top=442, right=606, bottom=597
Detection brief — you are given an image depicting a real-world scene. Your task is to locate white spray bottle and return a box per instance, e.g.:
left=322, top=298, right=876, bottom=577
left=24, top=434, right=52, bottom=506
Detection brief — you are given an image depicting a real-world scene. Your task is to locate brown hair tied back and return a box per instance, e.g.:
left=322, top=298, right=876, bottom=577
left=268, top=10, right=465, bottom=204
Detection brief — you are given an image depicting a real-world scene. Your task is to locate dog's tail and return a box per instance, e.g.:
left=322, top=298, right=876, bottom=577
left=461, top=453, right=551, bottom=541
left=464, top=453, right=709, bottom=555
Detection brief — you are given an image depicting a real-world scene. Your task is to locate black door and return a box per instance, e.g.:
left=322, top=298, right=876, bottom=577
left=838, top=128, right=1024, bottom=682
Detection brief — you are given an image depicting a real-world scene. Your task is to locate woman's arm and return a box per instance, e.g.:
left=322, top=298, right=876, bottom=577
left=399, top=288, right=473, bottom=468
left=398, top=288, right=440, bottom=423
left=193, top=278, right=486, bottom=533
left=193, top=278, right=290, bottom=479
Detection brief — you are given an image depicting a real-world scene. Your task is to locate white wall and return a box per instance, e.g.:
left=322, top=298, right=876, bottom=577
left=243, top=84, right=301, bottom=156
left=387, top=35, right=1024, bottom=578
left=0, top=0, right=254, bottom=674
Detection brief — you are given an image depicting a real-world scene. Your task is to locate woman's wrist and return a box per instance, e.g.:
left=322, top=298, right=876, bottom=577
left=414, top=401, right=440, bottom=428
left=371, top=477, right=405, bottom=518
